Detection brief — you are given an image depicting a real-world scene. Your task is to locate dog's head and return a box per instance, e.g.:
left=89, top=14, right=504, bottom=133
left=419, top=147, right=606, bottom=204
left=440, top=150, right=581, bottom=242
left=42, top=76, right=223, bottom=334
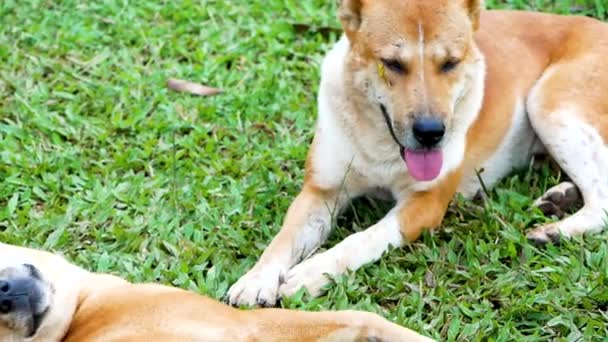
left=0, top=244, right=82, bottom=341
left=0, top=263, right=52, bottom=339
left=339, top=0, right=485, bottom=182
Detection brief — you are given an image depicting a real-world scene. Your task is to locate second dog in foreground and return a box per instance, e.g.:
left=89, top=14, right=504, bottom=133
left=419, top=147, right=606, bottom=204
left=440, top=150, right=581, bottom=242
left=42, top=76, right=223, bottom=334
left=0, top=242, right=432, bottom=341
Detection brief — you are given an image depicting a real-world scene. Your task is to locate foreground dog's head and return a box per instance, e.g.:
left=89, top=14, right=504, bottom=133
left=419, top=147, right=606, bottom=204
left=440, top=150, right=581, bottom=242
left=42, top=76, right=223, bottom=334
left=0, top=244, right=83, bottom=341
left=339, top=0, right=484, bottom=181
left=0, top=263, right=51, bottom=339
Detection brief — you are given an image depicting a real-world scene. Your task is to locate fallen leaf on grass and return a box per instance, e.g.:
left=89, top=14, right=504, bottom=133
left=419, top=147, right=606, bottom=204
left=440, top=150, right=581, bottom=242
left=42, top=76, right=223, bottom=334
left=167, top=78, right=222, bottom=96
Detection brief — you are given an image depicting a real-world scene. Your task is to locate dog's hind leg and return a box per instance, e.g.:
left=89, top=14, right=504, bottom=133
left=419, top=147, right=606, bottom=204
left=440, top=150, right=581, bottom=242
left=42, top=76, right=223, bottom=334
left=525, top=63, right=608, bottom=243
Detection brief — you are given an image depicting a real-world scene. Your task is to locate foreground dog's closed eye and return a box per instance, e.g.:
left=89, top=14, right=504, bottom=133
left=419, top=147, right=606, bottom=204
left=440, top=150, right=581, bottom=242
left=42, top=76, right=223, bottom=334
left=0, top=243, right=431, bottom=341
left=228, top=0, right=608, bottom=307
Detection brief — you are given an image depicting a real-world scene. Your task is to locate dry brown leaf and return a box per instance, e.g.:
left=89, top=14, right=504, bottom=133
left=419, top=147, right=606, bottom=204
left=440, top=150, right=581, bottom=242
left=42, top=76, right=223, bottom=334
left=167, top=78, right=222, bottom=97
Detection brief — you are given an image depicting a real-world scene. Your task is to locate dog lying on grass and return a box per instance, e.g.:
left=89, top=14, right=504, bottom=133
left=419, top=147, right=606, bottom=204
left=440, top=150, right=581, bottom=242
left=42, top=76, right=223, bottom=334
left=229, top=0, right=608, bottom=307
left=0, top=242, right=431, bottom=341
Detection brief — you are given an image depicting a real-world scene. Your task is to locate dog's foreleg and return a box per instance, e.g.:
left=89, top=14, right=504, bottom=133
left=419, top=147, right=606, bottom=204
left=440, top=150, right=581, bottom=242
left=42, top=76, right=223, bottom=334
left=279, top=209, right=403, bottom=298
left=279, top=172, right=460, bottom=298
left=228, top=184, right=347, bottom=307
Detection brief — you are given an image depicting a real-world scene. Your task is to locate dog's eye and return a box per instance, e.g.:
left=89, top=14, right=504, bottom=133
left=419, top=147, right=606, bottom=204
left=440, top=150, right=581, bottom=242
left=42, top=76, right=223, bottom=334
left=381, top=59, right=406, bottom=74
left=440, top=58, right=460, bottom=73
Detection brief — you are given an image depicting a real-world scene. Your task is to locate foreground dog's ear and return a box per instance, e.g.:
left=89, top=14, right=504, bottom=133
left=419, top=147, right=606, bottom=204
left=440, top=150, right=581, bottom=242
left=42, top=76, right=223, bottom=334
left=465, top=0, right=484, bottom=30
left=337, top=0, right=363, bottom=39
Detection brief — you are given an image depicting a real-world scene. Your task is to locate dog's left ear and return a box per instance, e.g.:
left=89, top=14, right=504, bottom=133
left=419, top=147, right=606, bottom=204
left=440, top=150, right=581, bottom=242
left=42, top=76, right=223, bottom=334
left=464, top=0, right=484, bottom=30
left=337, top=0, right=363, bottom=40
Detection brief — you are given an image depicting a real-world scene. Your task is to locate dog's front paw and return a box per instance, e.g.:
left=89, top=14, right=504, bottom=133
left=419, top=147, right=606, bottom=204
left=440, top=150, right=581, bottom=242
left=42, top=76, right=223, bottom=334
left=279, top=253, right=339, bottom=299
left=227, top=266, right=283, bottom=307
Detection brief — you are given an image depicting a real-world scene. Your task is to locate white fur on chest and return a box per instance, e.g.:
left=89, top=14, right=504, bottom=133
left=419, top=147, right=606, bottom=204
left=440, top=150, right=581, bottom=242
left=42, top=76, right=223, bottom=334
left=313, top=97, right=407, bottom=192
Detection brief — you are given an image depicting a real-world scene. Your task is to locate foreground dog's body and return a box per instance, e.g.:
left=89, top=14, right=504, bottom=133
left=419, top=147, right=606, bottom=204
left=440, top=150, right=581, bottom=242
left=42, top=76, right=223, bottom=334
left=0, top=243, right=430, bottom=341
left=228, top=0, right=608, bottom=307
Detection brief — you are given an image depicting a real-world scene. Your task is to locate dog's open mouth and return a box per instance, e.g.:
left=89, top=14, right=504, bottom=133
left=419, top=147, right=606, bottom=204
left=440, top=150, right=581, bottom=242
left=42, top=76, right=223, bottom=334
left=402, top=148, right=443, bottom=182
left=379, top=104, right=444, bottom=181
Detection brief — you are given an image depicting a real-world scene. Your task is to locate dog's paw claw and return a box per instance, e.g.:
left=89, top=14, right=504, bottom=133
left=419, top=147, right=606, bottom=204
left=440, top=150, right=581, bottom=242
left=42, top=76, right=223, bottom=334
left=279, top=256, right=336, bottom=299
left=535, top=200, right=565, bottom=218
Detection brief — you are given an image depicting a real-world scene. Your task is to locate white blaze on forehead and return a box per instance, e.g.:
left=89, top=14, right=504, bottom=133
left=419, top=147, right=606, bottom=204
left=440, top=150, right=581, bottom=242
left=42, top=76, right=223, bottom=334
left=418, top=21, right=428, bottom=113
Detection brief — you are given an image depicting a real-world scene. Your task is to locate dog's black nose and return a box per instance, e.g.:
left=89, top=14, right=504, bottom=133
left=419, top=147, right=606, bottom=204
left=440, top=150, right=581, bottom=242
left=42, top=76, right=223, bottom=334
left=0, top=277, right=39, bottom=315
left=412, top=117, right=445, bottom=147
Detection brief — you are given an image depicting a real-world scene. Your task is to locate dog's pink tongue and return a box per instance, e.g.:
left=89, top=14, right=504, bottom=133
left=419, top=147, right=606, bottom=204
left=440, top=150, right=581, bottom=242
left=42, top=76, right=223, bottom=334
left=404, top=149, right=443, bottom=181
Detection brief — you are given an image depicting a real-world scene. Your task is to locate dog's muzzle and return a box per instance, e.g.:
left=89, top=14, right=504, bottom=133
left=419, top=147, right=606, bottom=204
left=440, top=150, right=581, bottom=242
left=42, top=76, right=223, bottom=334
left=0, top=265, right=49, bottom=338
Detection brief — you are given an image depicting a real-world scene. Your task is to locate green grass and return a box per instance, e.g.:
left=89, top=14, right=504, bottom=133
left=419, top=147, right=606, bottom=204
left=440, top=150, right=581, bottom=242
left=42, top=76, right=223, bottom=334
left=1, top=0, right=607, bottom=341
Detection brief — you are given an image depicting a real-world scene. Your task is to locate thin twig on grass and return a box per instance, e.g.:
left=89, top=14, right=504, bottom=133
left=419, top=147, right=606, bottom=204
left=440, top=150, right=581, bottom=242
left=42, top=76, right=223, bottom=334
left=167, top=78, right=222, bottom=96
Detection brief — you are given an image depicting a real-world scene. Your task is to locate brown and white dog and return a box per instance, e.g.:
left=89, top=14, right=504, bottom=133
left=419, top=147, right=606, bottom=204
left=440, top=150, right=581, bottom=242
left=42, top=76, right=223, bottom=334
left=0, top=242, right=431, bottom=341
left=228, top=0, right=608, bottom=307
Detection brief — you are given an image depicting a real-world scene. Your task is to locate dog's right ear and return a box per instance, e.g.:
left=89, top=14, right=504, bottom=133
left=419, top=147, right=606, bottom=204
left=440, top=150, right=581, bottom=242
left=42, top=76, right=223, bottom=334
left=465, top=0, right=484, bottom=31
left=337, top=0, right=363, bottom=39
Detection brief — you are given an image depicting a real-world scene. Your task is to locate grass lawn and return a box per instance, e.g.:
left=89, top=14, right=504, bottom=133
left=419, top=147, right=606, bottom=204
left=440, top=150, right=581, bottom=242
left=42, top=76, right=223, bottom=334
left=1, top=0, right=607, bottom=340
